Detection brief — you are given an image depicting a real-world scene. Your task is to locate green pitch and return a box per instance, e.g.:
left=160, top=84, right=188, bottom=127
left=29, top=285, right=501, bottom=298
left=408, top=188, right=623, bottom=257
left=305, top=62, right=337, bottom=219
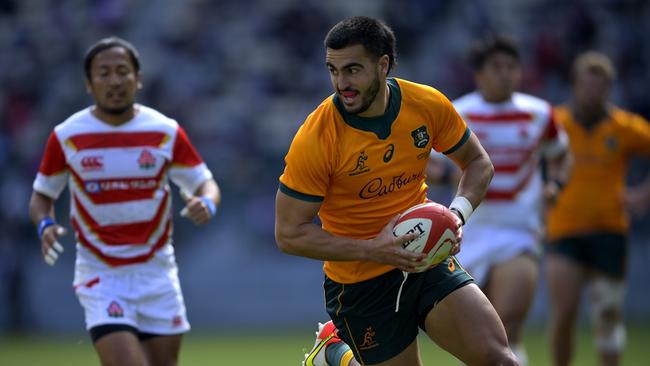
left=1, top=327, right=648, bottom=365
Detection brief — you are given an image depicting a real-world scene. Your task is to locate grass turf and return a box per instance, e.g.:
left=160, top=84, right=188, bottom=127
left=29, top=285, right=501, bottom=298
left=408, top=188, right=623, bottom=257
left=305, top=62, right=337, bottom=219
left=1, top=327, right=648, bottom=365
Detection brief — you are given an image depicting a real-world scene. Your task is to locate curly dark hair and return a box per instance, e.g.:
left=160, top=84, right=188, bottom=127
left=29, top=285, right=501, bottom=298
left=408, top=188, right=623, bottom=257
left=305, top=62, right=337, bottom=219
left=324, top=16, right=397, bottom=74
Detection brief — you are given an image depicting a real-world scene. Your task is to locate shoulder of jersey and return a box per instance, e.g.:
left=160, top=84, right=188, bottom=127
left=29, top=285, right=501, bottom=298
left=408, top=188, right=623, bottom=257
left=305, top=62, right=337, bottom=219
left=135, top=104, right=178, bottom=128
left=297, top=95, right=340, bottom=138
left=511, top=92, right=552, bottom=115
left=394, top=78, right=444, bottom=105
left=54, top=107, right=93, bottom=131
left=451, top=91, right=482, bottom=111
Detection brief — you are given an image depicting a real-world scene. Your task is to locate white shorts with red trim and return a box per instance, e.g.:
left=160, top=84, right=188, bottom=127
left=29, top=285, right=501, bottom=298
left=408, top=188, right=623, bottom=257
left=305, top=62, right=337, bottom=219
left=456, top=225, right=541, bottom=287
left=73, top=243, right=190, bottom=335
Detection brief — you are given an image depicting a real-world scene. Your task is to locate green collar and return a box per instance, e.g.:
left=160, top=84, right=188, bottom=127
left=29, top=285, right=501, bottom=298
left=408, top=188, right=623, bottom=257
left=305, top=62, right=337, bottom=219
left=333, top=78, right=402, bottom=140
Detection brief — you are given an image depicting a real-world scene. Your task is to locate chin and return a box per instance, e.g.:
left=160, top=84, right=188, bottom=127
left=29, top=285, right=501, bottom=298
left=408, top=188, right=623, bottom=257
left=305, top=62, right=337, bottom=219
left=100, top=103, right=133, bottom=115
left=344, top=104, right=362, bottom=114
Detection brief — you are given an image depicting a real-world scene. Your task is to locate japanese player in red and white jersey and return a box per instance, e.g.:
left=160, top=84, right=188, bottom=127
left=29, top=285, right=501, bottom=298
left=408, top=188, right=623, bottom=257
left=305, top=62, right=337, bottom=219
left=28, top=37, right=221, bottom=366
left=428, top=35, right=569, bottom=366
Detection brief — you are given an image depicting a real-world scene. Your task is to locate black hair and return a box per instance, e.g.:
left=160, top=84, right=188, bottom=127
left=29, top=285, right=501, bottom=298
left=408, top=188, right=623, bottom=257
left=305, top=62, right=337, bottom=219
left=324, top=16, right=397, bottom=74
left=469, top=34, right=519, bottom=70
left=84, top=36, right=141, bottom=80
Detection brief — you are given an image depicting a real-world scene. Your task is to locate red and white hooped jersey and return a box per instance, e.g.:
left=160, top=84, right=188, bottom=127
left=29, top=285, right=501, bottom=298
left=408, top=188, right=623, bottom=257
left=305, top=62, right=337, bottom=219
left=33, top=105, right=213, bottom=267
left=453, top=91, right=565, bottom=232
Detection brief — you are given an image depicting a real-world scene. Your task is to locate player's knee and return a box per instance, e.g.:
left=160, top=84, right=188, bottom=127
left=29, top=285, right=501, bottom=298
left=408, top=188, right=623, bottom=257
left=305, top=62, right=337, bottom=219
left=590, top=277, right=625, bottom=353
left=472, top=345, right=519, bottom=366
left=499, top=311, right=525, bottom=339
left=487, top=348, right=520, bottom=366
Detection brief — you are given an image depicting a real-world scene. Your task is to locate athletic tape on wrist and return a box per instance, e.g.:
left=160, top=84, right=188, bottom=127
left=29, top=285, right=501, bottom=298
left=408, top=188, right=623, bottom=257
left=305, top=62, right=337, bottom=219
left=38, top=216, right=56, bottom=238
left=449, top=196, right=473, bottom=225
left=200, top=196, right=217, bottom=216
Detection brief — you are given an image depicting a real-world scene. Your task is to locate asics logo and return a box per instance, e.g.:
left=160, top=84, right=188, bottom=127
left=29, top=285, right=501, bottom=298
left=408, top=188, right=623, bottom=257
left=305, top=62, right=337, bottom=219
left=81, top=156, right=104, bottom=170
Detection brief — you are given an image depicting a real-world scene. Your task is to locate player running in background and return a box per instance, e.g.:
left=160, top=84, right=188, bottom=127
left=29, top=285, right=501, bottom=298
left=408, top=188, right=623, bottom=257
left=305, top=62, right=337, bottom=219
left=427, top=35, right=569, bottom=365
left=28, top=37, right=220, bottom=366
left=275, top=16, right=519, bottom=366
left=545, top=51, right=650, bottom=366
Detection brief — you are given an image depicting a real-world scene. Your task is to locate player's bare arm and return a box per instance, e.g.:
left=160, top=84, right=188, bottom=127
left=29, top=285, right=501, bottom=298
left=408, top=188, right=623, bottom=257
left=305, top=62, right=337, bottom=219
left=446, top=132, right=494, bottom=209
left=180, top=178, right=221, bottom=225
left=442, top=132, right=493, bottom=255
left=543, top=149, right=572, bottom=205
left=29, top=191, right=66, bottom=265
left=274, top=190, right=425, bottom=272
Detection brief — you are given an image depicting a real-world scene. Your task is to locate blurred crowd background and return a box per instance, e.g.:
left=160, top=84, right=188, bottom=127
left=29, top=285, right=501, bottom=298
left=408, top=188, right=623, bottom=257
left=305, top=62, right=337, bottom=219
left=1, top=0, right=649, bottom=335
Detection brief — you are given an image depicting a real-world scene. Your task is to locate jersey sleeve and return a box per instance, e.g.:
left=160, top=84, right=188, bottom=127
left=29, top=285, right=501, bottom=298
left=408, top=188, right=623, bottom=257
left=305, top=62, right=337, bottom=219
left=278, top=122, right=332, bottom=202
left=168, top=126, right=213, bottom=196
left=429, top=91, right=470, bottom=155
left=32, top=131, right=69, bottom=199
left=621, top=113, right=650, bottom=157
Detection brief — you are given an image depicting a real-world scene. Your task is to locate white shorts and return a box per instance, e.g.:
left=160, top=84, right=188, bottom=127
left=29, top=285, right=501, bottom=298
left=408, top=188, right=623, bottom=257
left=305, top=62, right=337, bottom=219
left=456, top=225, right=540, bottom=287
left=73, top=246, right=190, bottom=335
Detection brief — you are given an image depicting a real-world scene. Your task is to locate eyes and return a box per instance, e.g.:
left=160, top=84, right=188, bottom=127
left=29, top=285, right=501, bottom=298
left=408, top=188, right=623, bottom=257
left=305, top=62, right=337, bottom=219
left=328, top=66, right=362, bottom=76
left=96, top=65, right=134, bottom=78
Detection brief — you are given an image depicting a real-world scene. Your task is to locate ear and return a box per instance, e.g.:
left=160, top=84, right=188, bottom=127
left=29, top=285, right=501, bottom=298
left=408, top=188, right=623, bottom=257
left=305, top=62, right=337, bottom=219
left=378, top=55, right=390, bottom=76
left=84, top=78, right=92, bottom=94
left=136, top=72, right=143, bottom=90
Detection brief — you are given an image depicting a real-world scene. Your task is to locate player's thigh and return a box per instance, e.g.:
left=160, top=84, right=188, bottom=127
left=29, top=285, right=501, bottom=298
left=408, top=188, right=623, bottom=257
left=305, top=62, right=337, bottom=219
left=459, top=226, right=539, bottom=288
left=94, top=330, right=146, bottom=366
left=369, top=339, right=421, bottom=366
left=141, top=334, right=183, bottom=366
left=485, top=254, right=538, bottom=325
left=424, top=283, right=513, bottom=366
left=545, top=251, right=586, bottom=317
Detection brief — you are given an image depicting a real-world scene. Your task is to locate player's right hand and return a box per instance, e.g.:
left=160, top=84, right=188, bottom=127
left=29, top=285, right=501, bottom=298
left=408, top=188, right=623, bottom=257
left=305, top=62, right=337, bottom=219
left=40, top=225, right=66, bottom=266
left=448, top=211, right=463, bottom=256
left=365, top=215, right=427, bottom=273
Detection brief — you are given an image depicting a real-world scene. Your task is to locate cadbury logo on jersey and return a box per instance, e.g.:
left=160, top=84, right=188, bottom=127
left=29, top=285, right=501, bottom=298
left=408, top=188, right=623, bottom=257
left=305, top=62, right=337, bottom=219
left=359, top=171, right=423, bottom=199
left=80, top=156, right=104, bottom=171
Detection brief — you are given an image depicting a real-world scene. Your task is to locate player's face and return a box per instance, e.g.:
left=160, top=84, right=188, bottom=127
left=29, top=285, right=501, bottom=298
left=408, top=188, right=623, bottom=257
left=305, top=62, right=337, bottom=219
left=573, top=69, right=610, bottom=109
left=326, top=44, right=387, bottom=115
left=475, top=52, right=521, bottom=103
left=86, top=47, right=141, bottom=115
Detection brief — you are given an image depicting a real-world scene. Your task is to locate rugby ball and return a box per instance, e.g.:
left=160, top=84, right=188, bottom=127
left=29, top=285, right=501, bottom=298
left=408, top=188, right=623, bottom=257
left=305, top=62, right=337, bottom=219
left=393, top=202, right=458, bottom=272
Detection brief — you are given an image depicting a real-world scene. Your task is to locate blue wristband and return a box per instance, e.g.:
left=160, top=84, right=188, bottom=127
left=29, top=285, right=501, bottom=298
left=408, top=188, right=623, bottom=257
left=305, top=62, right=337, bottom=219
left=38, top=216, right=56, bottom=238
left=200, top=196, right=217, bottom=216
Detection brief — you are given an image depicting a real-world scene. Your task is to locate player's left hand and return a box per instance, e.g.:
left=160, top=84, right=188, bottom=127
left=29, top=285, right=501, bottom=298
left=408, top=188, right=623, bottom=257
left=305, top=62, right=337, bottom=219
left=180, top=196, right=215, bottom=225
left=543, top=180, right=562, bottom=205
left=624, top=184, right=650, bottom=217
left=449, top=211, right=463, bottom=256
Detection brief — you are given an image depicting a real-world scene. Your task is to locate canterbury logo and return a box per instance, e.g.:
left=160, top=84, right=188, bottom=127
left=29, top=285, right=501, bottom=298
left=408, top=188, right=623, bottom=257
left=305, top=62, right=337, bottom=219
left=81, top=156, right=103, bottom=170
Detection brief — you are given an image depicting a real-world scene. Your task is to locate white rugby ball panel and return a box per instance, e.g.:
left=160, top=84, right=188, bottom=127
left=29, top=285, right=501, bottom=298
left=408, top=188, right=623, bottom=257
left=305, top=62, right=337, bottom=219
left=393, top=218, right=432, bottom=254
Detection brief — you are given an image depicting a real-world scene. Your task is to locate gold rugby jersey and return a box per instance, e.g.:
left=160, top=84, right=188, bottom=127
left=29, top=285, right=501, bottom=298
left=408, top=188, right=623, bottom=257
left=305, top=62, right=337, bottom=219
left=546, top=105, right=650, bottom=240
left=280, top=78, right=469, bottom=283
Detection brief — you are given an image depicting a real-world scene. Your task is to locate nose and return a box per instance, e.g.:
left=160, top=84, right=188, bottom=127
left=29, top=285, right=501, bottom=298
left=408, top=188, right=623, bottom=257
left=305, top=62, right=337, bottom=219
left=335, top=73, right=351, bottom=91
left=108, top=73, right=122, bottom=87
